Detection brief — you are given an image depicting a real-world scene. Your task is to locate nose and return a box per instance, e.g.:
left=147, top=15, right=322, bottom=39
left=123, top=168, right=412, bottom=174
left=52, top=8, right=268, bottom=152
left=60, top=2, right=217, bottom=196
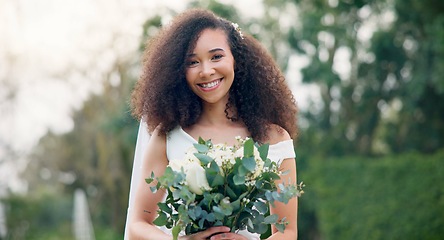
left=199, top=61, right=215, bottom=78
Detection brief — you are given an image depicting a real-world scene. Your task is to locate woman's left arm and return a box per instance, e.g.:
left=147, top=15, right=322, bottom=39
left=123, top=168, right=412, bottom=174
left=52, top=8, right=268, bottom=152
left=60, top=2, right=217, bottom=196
left=266, top=125, right=298, bottom=240
left=267, top=157, right=298, bottom=240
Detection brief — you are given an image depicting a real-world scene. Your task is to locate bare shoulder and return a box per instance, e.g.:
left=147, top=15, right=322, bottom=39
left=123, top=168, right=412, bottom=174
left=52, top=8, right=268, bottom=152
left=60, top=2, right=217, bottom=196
left=144, top=126, right=167, bottom=165
left=265, top=124, right=291, bottom=145
left=149, top=126, right=166, bottom=147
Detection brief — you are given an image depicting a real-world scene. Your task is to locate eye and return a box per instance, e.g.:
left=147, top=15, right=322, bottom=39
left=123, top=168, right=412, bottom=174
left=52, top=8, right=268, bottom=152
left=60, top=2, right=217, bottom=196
left=212, top=54, right=224, bottom=61
left=186, top=60, right=199, bottom=67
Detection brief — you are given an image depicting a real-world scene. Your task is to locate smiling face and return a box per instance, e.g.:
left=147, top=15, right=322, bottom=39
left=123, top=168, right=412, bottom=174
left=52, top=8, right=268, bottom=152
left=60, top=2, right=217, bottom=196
left=185, top=28, right=235, bottom=105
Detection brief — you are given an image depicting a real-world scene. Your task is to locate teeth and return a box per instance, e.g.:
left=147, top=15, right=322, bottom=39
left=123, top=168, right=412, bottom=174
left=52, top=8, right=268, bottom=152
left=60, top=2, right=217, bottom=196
left=200, top=80, right=220, bottom=88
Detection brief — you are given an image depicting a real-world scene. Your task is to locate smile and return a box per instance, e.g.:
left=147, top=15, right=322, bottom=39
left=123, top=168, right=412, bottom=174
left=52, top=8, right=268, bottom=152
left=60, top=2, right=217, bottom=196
left=198, top=78, right=222, bottom=90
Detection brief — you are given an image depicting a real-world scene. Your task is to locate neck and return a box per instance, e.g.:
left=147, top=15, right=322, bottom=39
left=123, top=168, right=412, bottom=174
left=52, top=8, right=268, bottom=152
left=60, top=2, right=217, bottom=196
left=199, top=101, right=237, bottom=126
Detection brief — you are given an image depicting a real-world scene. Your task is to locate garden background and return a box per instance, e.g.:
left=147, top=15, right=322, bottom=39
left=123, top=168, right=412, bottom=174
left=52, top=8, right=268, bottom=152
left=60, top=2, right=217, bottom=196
left=1, top=0, right=443, bottom=239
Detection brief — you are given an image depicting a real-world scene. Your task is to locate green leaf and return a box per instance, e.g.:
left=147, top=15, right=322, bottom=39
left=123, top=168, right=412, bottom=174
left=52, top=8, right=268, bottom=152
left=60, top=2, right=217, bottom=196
left=149, top=186, right=158, bottom=193
left=243, top=138, right=254, bottom=157
left=262, top=172, right=281, bottom=181
left=197, top=137, right=206, bottom=144
left=213, top=205, right=232, bottom=216
left=258, top=143, right=269, bottom=161
left=275, top=223, right=285, bottom=233
left=206, top=212, right=216, bottom=222
left=226, top=186, right=237, bottom=199
left=242, top=156, right=256, bottom=172
left=264, top=214, right=279, bottom=224
left=198, top=218, right=206, bottom=229
left=254, top=201, right=268, bottom=214
left=172, top=225, right=181, bottom=240
left=194, top=153, right=213, bottom=165
left=233, top=174, right=245, bottom=185
left=188, top=206, right=202, bottom=220
left=237, top=165, right=248, bottom=176
left=158, top=202, right=172, bottom=214
left=247, top=218, right=254, bottom=229
left=231, top=198, right=241, bottom=211
left=153, top=212, right=168, bottom=226
left=210, top=174, right=224, bottom=187
left=253, top=223, right=269, bottom=234
left=193, top=143, right=209, bottom=153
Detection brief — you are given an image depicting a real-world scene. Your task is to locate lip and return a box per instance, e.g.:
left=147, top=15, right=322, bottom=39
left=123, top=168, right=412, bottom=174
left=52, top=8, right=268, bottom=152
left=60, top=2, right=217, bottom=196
left=197, top=78, right=223, bottom=92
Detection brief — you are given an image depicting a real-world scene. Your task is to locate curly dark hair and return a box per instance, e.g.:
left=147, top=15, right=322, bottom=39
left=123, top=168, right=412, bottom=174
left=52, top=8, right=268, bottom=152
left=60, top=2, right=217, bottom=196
left=131, top=8, right=298, bottom=142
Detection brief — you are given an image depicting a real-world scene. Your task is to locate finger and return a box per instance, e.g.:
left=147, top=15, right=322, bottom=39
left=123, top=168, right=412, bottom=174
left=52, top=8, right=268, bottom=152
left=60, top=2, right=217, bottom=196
left=210, top=232, right=241, bottom=240
left=199, top=226, right=230, bottom=238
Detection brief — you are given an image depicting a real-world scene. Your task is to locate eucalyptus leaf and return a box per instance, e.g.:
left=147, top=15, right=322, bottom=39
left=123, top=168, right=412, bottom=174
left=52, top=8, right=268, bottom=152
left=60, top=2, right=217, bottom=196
left=257, top=143, right=269, bottom=161
left=254, top=201, right=268, bottom=214
left=264, top=214, right=279, bottom=224
left=172, top=225, right=181, bottom=240
left=230, top=198, right=241, bottom=211
left=226, top=185, right=237, bottom=199
left=233, top=174, right=245, bottom=185
left=158, top=202, right=172, bottom=214
left=194, top=153, right=213, bottom=165
left=275, top=223, right=285, bottom=233
left=153, top=212, right=168, bottom=226
left=206, top=212, right=215, bottom=222
left=210, top=174, right=224, bottom=187
left=242, top=156, right=256, bottom=172
left=193, top=143, right=209, bottom=153
left=237, top=165, right=248, bottom=176
left=247, top=218, right=254, bottom=229
left=243, top=138, right=254, bottom=157
left=255, top=223, right=269, bottom=234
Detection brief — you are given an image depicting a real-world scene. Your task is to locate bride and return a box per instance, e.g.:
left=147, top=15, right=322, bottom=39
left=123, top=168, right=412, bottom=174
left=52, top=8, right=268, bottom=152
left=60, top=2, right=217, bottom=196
left=125, top=9, right=299, bottom=240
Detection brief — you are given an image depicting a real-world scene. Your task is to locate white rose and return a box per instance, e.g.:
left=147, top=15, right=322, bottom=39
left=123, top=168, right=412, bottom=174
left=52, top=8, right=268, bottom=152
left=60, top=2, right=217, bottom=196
left=168, top=158, right=188, bottom=173
left=184, top=147, right=200, bottom=165
left=186, top=162, right=211, bottom=195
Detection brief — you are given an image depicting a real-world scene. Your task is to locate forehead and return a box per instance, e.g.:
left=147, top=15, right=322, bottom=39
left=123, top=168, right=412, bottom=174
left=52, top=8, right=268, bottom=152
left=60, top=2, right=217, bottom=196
left=190, top=29, right=231, bottom=53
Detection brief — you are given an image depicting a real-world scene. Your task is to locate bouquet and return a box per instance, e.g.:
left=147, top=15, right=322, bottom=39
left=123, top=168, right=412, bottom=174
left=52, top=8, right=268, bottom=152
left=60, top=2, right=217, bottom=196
left=146, top=137, right=304, bottom=240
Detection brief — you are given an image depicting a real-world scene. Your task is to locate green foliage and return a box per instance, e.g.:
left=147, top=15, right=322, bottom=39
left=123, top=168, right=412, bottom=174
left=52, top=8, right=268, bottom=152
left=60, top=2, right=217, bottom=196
left=298, top=150, right=444, bottom=240
left=2, top=192, right=74, bottom=240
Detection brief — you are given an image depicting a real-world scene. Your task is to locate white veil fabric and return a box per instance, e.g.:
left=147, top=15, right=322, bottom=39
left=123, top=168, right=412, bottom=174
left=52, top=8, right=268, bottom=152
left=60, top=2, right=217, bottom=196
left=124, top=120, right=150, bottom=240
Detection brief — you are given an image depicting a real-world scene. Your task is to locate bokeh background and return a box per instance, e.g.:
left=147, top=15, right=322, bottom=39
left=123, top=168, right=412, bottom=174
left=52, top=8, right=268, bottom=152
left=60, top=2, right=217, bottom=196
left=1, top=0, right=443, bottom=239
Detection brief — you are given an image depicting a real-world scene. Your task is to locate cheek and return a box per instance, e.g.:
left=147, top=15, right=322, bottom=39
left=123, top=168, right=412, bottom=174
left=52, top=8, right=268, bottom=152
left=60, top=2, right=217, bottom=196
left=185, top=70, right=195, bottom=85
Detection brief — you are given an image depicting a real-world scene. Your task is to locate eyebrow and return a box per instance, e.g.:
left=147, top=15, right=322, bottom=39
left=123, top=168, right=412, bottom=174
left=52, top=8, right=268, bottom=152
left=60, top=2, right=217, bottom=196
left=187, top=48, right=225, bottom=57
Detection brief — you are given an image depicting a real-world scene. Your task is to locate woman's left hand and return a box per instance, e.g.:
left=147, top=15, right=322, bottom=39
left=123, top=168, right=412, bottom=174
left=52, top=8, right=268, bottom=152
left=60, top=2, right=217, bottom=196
left=209, top=232, right=249, bottom=240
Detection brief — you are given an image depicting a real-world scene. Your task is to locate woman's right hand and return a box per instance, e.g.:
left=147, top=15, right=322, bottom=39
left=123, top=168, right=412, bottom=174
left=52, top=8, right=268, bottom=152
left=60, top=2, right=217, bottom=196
left=179, top=226, right=231, bottom=240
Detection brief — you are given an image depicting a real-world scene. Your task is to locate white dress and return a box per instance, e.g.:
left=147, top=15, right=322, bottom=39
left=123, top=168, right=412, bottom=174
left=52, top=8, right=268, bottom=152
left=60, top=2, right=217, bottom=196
left=124, top=123, right=296, bottom=240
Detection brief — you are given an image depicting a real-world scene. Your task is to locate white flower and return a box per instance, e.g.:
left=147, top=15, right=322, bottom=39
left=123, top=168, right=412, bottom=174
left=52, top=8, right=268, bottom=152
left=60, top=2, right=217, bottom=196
left=186, top=162, right=211, bottom=195
left=208, top=144, right=235, bottom=167
left=169, top=158, right=188, bottom=173
left=184, top=147, right=200, bottom=164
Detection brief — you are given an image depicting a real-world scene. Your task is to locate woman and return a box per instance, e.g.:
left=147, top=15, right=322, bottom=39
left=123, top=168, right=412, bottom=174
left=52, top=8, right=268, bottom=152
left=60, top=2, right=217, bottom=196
left=127, top=8, right=299, bottom=240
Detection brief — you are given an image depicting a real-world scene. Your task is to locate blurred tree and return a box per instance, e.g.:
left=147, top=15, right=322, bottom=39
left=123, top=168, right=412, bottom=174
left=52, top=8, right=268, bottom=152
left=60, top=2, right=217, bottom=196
left=27, top=60, right=139, bottom=237
left=377, top=0, right=444, bottom=153
left=278, top=0, right=444, bottom=156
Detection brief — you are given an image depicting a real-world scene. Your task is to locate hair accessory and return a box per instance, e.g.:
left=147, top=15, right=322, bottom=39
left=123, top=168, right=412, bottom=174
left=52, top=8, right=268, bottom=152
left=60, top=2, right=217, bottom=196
left=231, top=22, right=244, bottom=39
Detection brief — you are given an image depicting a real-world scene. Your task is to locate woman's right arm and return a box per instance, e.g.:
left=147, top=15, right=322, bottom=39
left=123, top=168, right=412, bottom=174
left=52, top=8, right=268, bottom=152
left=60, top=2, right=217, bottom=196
left=127, top=128, right=172, bottom=239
